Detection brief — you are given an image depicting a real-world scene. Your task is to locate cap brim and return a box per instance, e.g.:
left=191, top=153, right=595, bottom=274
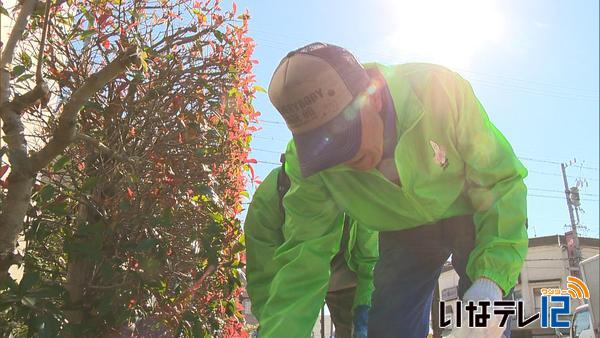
left=293, top=104, right=362, bottom=177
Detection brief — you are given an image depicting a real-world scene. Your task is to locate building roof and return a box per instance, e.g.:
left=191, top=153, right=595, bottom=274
left=529, top=234, right=600, bottom=248
left=441, top=234, right=599, bottom=273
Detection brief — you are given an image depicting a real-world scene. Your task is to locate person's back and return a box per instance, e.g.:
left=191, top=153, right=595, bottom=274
left=244, top=166, right=377, bottom=337
left=244, top=168, right=285, bottom=321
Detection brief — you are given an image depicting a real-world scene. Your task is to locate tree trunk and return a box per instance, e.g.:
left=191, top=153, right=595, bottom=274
left=0, top=66, right=35, bottom=279
left=0, top=171, right=34, bottom=278
left=65, top=194, right=100, bottom=329
left=65, top=153, right=105, bottom=333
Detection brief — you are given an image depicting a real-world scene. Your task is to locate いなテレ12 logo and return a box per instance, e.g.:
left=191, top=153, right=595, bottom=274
left=540, top=275, right=590, bottom=328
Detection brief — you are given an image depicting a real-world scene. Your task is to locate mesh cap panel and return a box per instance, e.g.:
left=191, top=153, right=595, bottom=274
left=286, top=42, right=370, bottom=97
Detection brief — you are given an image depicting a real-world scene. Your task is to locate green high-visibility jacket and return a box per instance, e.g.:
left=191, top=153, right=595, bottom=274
left=244, top=167, right=378, bottom=321
left=258, top=63, right=528, bottom=338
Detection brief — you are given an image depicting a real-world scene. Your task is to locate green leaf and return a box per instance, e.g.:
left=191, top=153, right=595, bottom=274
left=39, top=185, right=56, bottom=202
left=32, top=312, right=60, bottom=338
left=1, top=276, right=20, bottom=292
left=20, top=52, right=32, bottom=69
left=253, top=85, right=267, bottom=93
left=0, top=294, right=19, bottom=312
left=79, top=29, right=97, bottom=40
left=17, top=73, right=34, bottom=82
left=158, top=280, right=167, bottom=294
left=53, top=156, right=70, bottom=171
left=19, top=271, right=40, bottom=292
left=12, top=65, right=26, bottom=77
left=139, top=50, right=148, bottom=72
left=160, top=208, right=172, bottom=226
left=47, top=202, right=68, bottom=216
left=210, top=212, right=223, bottom=223
left=80, top=5, right=95, bottom=26
left=119, top=200, right=131, bottom=211
left=214, top=30, right=224, bottom=42
left=21, top=295, right=37, bottom=308
left=84, top=100, right=103, bottom=111
left=29, top=285, right=65, bottom=299
left=0, top=5, right=9, bottom=17
left=231, top=241, right=244, bottom=254
left=81, top=176, right=99, bottom=192
left=135, top=238, right=159, bottom=252
left=66, top=241, right=101, bottom=260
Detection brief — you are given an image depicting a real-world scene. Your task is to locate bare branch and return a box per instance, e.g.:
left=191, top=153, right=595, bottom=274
left=0, top=0, right=39, bottom=69
left=76, top=132, right=136, bottom=163
left=30, top=46, right=140, bottom=171
left=35, top=0, right=53, bottom=84
left=0, top=82, right=49, bottom=113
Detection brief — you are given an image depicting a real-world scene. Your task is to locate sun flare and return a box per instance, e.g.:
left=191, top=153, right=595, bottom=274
left=380, top=0, right=506, bottom=68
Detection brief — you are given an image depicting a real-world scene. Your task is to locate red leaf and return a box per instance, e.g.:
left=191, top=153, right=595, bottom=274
left=0, top=165, right=9, bottom=179
left=127, top=187, right=135, bottom=199
left=97, top=13, right=110, bottom=28
left=101, top=39, right=110, bottom=49
left=247, top=164, right=255, bottom=182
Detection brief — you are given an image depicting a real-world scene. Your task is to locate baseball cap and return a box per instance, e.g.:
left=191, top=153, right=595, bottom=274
left=268, top=42, right=371, bottom=177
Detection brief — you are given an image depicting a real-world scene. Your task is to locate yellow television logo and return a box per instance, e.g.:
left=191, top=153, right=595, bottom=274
left=540, top=276, right=589, bottom=300
left=566, top=276, right=590, bottom=299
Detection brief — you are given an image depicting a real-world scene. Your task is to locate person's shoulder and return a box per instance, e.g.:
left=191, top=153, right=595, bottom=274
left=398, top=63, right=461, bottom=83
left=253, top=167, right=280, bottom=197
left=397, top=63, right=472, bottom=96
left=367, top=62, right=464, bottom=89
left=365, top=62, right=455, bottom=76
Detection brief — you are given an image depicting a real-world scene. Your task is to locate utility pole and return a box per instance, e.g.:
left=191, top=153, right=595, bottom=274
left=320, top=305, right=325, bottom=338
left=330, top=315, right=334, bottom=338
left=431, top=281, right=442, bottom=338
left=560, top=162, right=583, bottom=273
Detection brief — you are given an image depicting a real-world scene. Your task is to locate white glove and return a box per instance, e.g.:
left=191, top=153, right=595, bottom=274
left=447, top=278, right=506, bottom=338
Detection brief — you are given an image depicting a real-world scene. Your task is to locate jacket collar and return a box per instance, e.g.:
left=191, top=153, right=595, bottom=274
left=367, top=63, right=425, bottom=138
left=323, top=63, right=425, bottom=174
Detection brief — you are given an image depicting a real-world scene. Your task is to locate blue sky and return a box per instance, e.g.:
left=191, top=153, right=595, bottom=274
left=238, top=0, right=599, bottom=238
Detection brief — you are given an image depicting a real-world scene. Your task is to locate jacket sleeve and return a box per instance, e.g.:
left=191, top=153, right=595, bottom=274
left=258, top=143, right=342, bottom=338
left=451, top=73, right=528, bottom=295
left=244, top=169, right=285, bottom=321
left=347, top=218, right=379, bottom=309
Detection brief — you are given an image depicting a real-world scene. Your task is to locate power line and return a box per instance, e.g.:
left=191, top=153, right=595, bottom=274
left=253, top=135, right=289, bottom=142
left=258, top=119, right=286, bottom=125
left=528, top=194, right=599, bottom=202
left=250, top=30, right=598, bottom=95
left=248, top=33, right=599, bottom=101
left=252, top=148, right=282, bottom=154
left=256, top=160, right=280, bottom=166
left=252, top=158, right=599, bottom=200
left=525, top=258, right=570, bottom=261
left=519, top=157, right=599, bottom=171
left=529, top=187, right=599, bottom=197
left=251, top=142, right=600, bottom=181
left=253, top=125, right=600, bottom=173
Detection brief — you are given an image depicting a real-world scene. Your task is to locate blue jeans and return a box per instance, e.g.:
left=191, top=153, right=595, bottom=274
left=368, top=215, right=512, bottom=338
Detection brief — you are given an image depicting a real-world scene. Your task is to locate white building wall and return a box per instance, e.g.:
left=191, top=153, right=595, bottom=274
left=438, top=236, right=599, bottom=331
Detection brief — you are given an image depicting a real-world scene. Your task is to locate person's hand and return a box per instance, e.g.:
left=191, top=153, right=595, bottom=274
left=352, top=305, right=369, bottom=338
left=447, top=278, right=505, bottom=338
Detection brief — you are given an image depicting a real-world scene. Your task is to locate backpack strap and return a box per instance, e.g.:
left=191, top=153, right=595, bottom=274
left=276, top=154, right=291, bottom=221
